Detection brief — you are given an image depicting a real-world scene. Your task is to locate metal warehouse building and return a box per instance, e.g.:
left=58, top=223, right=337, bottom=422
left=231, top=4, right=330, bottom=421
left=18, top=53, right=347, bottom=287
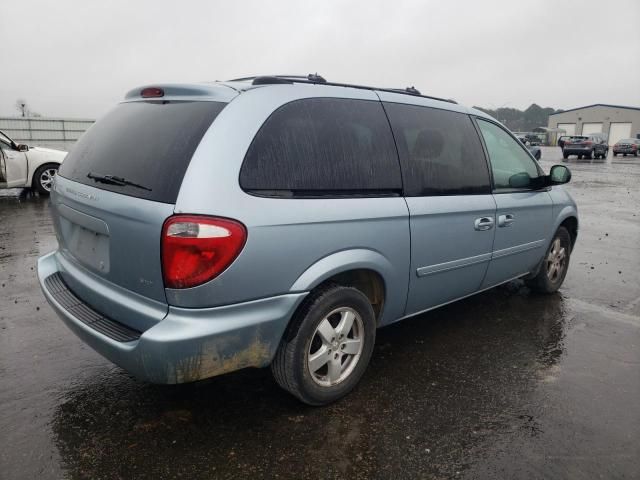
left=547, top=104, right=640, bottom=146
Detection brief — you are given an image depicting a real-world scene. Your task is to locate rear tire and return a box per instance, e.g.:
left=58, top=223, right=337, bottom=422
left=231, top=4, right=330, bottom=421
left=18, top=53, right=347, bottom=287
left=526, top=227, right=571, bottom=294
left=32, top=163, right=59, bottom=195
left=562, top=152, right=569, bottom=160
left=271, top=284, right=376, bottom=406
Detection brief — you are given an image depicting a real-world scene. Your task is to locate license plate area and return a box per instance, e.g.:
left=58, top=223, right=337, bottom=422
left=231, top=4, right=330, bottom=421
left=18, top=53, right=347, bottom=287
left=57, top=204, right=110, bottom=273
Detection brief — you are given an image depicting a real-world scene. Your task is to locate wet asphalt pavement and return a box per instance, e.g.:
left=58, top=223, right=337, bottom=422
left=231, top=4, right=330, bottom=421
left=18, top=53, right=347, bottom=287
left=0, top=147, right=638, bottom=479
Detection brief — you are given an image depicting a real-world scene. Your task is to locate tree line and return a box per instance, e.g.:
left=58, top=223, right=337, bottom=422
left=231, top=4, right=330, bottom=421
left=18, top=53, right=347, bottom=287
left=473, top=104, right=563, bottom=132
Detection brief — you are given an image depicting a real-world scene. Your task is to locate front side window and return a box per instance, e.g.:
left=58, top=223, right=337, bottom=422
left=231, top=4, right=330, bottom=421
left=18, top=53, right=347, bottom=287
left=383, top=102, right=490, bottom=196
left=477, top=119, right=541, bottom=191
left=240, top=98, right=401, bottom=196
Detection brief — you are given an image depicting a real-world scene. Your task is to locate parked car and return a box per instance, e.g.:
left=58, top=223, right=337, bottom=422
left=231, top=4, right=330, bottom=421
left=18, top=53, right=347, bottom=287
left=558, top=135, right=571, bottom=148
left=516, top=135, right=541, bottom=159
left=562, top=134, right=608, bottom=159
left=0, top=130, right=67, bottom=194
left=524, top=134, right=541, bottom=146
left=37, top=76, right=578, bottom=405
left=528, top=145, right=542, bottom=160
left=612, top=138, right=640, bottom=157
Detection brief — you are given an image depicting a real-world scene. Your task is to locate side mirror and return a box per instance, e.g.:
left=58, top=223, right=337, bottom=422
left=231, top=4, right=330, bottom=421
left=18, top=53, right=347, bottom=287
left=550, top=165, right=571, bottom=185
left=508, top=172, right=532, bottom=188
left=16, top=144, right=29, bottom=152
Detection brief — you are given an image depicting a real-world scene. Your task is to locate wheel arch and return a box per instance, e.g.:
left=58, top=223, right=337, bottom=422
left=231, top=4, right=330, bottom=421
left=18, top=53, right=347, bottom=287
left=29, top=161, right=61, bottom=189
left=559, top=215, right=578, bottom=251
left=289, top=249, right=394, bottom=324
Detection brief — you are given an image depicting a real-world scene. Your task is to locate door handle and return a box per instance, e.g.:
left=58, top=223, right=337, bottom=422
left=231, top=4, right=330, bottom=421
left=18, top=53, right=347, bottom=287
left=474, top=217, right=494, bottom=231
left=498, top=213, right=515, bottom=227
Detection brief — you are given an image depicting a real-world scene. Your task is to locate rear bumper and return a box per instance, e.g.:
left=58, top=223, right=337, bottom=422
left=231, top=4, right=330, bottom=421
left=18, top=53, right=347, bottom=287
left=613, top=148, right=636, bottom=154
left=563, top=147, right=595, bottom=154
left=38, top=251, right=307, bottom=383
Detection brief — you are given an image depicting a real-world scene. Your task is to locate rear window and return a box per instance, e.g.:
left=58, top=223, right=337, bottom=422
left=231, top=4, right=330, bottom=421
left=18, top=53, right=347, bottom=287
left=59, top=101, right=226, bottom=203
left=239, top=98, right=401, bottom=197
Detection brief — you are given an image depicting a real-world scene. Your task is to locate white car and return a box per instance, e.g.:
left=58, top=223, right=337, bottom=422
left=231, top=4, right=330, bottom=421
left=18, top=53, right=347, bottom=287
left=0, top=130, right=67, bottom=194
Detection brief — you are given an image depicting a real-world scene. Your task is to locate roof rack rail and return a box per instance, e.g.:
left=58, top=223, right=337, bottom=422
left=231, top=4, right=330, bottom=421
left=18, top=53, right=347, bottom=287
left=387, top=86, right=421, bottom=96
left=252, top=76, right=293, bottom=85
left=226, top=74, right=456, bottom=104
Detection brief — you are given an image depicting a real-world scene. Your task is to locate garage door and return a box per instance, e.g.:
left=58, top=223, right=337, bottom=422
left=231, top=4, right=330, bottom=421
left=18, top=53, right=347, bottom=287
left=557, top=123, right=575, bottom=136
left=582, top=123, right=603, bottom=135
left=609, top=122, right=632, bottom=146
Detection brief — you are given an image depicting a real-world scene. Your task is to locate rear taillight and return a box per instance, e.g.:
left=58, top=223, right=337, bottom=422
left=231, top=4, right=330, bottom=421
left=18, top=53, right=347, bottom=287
left=161, top=215, right=247, bottom=289
left=585, top=141, right=592, bottom=145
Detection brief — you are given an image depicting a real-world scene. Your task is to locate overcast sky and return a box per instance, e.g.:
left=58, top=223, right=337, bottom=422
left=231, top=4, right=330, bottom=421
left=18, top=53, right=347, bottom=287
left=2, top=0, right=639, bottom=119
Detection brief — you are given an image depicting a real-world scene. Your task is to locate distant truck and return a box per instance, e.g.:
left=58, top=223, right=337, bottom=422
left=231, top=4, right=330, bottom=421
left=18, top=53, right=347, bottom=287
left=0, top=130, right=66, bottom=194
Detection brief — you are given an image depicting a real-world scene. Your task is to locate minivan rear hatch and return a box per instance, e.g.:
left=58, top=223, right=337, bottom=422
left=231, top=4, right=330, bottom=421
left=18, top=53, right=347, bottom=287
left=52, top=92, right=231, bottom=330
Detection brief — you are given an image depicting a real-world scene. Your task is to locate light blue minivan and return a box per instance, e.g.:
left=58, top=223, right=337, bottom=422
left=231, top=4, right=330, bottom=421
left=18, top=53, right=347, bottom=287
left=38, top=75, right=577, bottom=405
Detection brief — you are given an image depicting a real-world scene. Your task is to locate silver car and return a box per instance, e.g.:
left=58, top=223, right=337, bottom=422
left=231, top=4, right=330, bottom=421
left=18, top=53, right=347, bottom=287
left=38, top=75, right=578, bottom=405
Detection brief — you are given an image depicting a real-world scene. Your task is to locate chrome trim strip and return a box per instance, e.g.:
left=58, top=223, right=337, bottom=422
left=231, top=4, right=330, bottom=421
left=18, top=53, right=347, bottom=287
left=491, top=239, right=546, bottom=260
left=415, top=239, right=545, bottom=278
left=416, top=252, right=492, bottom=277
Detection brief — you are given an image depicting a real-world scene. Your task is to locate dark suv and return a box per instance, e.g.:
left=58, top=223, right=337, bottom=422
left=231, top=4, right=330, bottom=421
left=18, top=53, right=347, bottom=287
left=562, top=134, right=608, bottom=159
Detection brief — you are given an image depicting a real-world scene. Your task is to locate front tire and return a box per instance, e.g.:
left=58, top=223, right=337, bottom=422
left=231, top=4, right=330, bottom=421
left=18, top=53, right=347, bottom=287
left=271, top=284, right=376, bottom=405
left=526, top=227, right=571, bottom=294
left=32, top=163, right=59, bottom=195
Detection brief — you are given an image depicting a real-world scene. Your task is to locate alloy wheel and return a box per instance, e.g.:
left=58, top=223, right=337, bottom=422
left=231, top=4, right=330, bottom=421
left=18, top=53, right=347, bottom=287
left=546, top=238, right=566, bottom=283
left=307, top=307, right=364, bottom=387
left=39, top=168, right=58, bottom=192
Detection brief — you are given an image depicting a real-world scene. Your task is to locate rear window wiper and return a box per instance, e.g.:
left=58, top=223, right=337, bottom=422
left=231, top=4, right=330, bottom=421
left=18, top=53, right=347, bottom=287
left=87, top=172, right=152, bottom=191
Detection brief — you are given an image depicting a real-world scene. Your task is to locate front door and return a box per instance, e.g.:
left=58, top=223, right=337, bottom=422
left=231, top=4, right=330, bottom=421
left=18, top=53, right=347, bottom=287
left=381, top=99, right=496, bottom=316
left=0, top=137, right=28, bottom=187
left=475, top=119, right=553, bottom=287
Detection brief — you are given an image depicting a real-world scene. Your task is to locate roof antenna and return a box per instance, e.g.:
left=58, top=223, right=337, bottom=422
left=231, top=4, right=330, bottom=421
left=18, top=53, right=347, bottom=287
left=405, top=86, right=421, bottom=95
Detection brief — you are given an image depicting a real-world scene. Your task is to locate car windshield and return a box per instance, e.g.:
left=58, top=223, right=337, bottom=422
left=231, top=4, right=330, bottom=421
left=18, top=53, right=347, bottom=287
left=0, top=131, right=13, bottom=145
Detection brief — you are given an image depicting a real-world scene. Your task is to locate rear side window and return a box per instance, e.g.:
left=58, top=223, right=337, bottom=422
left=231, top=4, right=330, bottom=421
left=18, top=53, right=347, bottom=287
left=59, top=101, right=226, bottom=203
left=383, top=102, right=491, bottom=196
left=240, top=98, right=401, bottom=196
